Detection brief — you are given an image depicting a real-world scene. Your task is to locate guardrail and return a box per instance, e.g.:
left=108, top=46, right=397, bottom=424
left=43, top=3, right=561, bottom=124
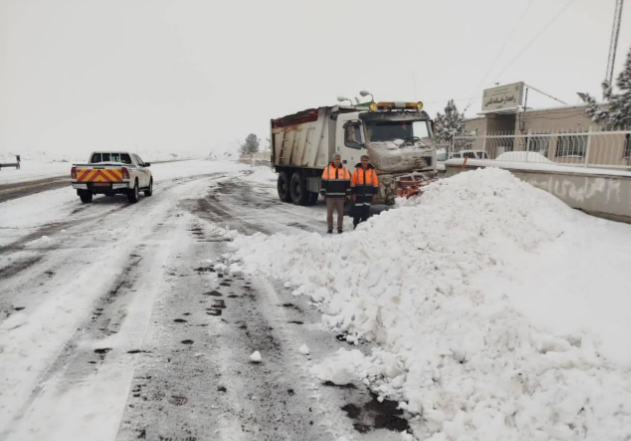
left=450, top=128, right=631, bottom=170
left=0, top=163, right=20, bottom=170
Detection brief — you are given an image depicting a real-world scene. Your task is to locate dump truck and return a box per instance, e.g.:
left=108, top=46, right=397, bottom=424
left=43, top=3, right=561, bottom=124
left=271, top=101, right=436, bottom=205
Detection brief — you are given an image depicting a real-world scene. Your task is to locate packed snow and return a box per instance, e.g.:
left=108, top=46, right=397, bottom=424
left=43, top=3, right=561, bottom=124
left=230, top=167, right=631, bottom=440
left=250, top=351, right=263, bottom=363
left=496, top=151, right=553, bottom=163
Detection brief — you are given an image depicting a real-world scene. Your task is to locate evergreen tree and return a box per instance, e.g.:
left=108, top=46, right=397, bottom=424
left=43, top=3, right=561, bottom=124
left=240, top=133, right=260, bottom=155
left=582, top=46, right=631, bottom=129
left=434, top=100, right=466, bottom=144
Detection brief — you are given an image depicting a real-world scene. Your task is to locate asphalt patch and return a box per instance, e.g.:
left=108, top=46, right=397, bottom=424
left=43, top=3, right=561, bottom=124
left=194, top=266, right=215, bottom=273
left=281, top=302, right=302, bottom=312
left=324, top=381, right=357, bottom=390
left=341, top=394, right=410, bottom=434
left=168, top=395, right=188, bottom=406
left=204, top=290, right=223, bottom=297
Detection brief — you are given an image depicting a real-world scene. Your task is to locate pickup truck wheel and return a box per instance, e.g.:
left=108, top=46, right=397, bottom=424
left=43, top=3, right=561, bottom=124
left=277, top=172, right=292, bottom=202
left=144, top=179, right=153, bottom=197
left=127, top=181, right=139, bottom=204
left=79, top=192, right=93, bottom=203
left=290, top=172, right=308, bottom=206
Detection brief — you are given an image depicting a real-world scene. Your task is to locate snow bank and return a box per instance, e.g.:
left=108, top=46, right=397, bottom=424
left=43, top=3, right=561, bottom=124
left=496, top=151, right=553, bottom=163
left=230, top=168, right=631, bottom=440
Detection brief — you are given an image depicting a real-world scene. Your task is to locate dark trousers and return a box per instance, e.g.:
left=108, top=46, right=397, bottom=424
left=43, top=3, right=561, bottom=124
left=353, top=204, right=371, bottom=227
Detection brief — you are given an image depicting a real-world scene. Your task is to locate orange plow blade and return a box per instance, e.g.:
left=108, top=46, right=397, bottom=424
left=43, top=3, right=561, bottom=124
left=395, top=174, right=437, bottom=199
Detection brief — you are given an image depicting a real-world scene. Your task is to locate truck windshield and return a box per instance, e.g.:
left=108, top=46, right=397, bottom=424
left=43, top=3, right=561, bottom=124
left=367, top=120, right=430, bottom=142
left=91, top=153, right=132, bottom=164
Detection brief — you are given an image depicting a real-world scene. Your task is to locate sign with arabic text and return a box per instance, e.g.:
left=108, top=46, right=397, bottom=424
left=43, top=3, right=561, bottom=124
left=482, top=82, right=525, bottom=112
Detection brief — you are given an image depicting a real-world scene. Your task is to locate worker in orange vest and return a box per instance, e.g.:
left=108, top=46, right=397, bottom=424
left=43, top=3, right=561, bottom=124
left=350, top=155, right=379, bottom=229
left=321, top=153, right=351, bottom=234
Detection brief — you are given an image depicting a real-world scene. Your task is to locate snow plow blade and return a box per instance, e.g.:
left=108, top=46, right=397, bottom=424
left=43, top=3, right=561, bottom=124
left=395, top=172, right=437, bottom=199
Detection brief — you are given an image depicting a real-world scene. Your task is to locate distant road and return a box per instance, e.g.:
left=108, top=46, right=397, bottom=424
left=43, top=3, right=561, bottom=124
left=0, top=159, right=196, bottom=203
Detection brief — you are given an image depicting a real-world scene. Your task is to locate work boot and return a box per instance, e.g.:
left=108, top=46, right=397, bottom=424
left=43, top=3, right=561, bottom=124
left=338, top=229, right=343, bottom=234
left=327, top=229, right=333, bottom=234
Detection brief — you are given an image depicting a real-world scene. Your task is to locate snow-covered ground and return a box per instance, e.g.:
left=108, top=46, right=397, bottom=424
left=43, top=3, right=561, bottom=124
left=0, top=160, right=249, bottom=242
left=230, top=167, right=631, bottom=440
left=3, top=160, right=631, bottom=440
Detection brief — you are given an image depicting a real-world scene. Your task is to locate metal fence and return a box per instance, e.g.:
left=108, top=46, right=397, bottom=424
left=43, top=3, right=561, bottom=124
left=449, top=128, right=631, bottom=170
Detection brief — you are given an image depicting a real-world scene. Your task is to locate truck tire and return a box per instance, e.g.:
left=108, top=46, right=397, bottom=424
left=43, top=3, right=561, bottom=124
left=127, top=180, right=139, bottom=204
left=144, top=178, right=153, bottom=197
left=277, top=172, right=292, bottom=202
left=79, top=191, right=93, bottom=203
left=290, top=172, right=309, bottom=206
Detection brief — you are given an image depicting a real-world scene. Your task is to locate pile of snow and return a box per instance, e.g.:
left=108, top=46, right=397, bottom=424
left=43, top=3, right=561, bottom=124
left=250, top=351, right=262, bottom=363
left=310, top=348, right=369, bottom=386
left=496, top=151, right=553, bottom=163
left=230, top=168, right=631, bottom=440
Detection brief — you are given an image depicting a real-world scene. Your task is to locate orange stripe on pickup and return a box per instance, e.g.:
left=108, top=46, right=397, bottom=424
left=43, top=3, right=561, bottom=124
left=77, top=169, right=124, bottom=182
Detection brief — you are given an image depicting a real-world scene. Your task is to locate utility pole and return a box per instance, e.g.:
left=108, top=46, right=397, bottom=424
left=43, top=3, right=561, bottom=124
left=605, top=0, right=624, bottom=90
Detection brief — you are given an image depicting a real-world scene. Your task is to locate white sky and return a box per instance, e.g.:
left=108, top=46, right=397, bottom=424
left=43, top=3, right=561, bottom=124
left=1, top=0, right=630, bottom=158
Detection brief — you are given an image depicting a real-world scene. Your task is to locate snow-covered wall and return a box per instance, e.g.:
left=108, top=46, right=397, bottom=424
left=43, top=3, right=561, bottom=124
left=445, top=164, right=631, bottom=222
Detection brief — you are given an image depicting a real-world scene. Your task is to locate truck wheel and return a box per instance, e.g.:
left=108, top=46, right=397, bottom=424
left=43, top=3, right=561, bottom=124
left=277, top=172, right=292, bottom=202
left=79, top=191, right=93, bottom=203
left=144, top=179, right=153, bottom=197
left=290, top=172, right=309, bottom=206
left=127, top=180, right=139, bottom=204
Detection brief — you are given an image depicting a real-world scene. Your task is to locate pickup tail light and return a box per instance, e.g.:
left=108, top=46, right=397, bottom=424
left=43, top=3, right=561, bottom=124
left=121, top=167, right=130, bottom=179
left=70, top=167, right=77, bottom=180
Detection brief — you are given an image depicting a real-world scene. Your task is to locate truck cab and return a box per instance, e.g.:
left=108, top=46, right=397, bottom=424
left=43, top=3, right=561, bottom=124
left=335, top=106, right=434, bottom=170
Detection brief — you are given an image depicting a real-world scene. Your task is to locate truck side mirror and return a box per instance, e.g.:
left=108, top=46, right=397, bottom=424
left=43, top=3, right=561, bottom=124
left=144, top=162, right=151, bottom=167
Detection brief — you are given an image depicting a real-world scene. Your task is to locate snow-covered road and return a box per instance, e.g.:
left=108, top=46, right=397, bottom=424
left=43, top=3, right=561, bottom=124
left=0, top=160, right=405, bottom=441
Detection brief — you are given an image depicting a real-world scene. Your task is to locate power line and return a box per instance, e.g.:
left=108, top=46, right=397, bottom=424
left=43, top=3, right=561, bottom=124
left=464, top=0, right=535, bottom=112
left=494, top=0, right=578, bottom=82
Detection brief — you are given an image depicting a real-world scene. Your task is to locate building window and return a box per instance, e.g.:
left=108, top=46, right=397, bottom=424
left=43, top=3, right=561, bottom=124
left=624, top=134, right=631, bottom=159
left=556, top=134, right=587, bottom=157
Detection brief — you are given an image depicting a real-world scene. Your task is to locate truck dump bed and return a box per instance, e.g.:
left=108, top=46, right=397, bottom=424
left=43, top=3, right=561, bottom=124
left=271, top=107, right=335, bottom=170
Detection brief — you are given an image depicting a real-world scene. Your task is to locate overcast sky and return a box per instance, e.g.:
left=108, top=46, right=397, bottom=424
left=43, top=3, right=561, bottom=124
left=1, top=0, right=630, bottom=158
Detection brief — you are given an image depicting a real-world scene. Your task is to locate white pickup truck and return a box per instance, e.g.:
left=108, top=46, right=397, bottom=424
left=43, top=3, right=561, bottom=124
left=70, top=151, right=153, bottom=203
